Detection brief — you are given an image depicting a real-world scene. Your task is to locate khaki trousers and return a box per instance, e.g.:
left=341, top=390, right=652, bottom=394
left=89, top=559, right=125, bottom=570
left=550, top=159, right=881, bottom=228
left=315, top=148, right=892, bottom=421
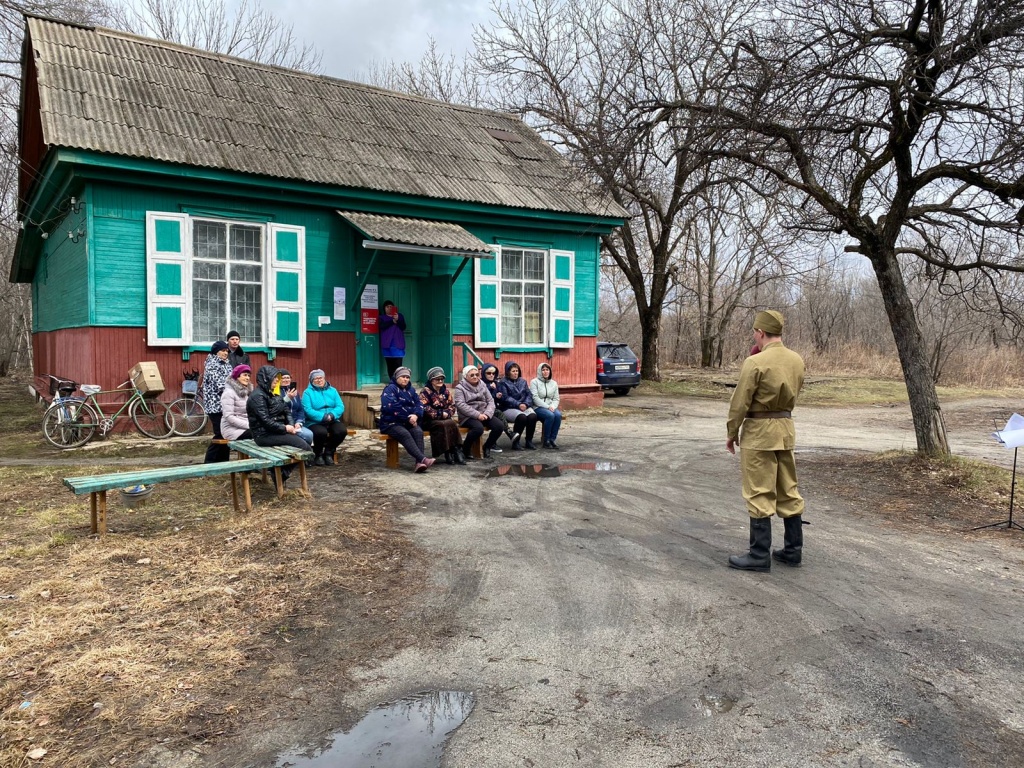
left=740, top=447, right=805, bottom=519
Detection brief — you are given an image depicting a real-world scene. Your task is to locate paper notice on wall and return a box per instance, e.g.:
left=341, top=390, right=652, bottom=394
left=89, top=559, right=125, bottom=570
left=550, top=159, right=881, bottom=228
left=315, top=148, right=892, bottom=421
left=333, top=287, right=346, bottom=320
left=993, top=413, right=1024, bottom=448
left=361, top=283, right=378, bottom=310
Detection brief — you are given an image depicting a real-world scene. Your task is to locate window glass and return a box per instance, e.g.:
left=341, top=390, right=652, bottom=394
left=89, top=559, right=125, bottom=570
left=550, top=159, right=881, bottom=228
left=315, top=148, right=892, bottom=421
left=193, top=219, right=264, bottom=345
left=499, top=248, right=546, bottom=345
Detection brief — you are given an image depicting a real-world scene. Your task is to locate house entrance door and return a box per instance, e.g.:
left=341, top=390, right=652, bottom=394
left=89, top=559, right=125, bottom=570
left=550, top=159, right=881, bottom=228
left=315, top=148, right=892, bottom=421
left=376, top=278, right=419, bottom=384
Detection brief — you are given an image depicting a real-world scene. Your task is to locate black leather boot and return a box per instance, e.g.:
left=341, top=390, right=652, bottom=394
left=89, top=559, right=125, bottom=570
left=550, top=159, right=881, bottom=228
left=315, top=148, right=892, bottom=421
left=729, top=517, right=772, bottom=571
left=444, top=451, right=455, bottom=465
left=453, top=449, right=466, bottom=465
left=773, top=515, right=803, bottom=566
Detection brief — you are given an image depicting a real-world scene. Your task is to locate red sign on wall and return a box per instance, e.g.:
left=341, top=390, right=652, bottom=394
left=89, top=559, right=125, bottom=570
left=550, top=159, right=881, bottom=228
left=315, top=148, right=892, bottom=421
left=361, top=309, right=378, bottom=334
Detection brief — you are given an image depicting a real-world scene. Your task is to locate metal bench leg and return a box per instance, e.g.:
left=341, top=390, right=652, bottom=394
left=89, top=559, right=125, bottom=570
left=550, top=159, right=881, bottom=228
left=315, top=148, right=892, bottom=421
left=386, top=437, right=400, bottom=469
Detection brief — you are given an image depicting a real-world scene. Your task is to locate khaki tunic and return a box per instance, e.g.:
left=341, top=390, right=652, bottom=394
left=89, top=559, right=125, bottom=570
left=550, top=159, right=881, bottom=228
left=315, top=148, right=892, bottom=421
left=727, top=341, right=806, bottom=519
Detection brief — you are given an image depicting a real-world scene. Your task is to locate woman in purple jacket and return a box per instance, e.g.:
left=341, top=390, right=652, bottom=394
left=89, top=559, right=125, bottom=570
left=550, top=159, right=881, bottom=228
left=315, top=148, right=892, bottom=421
left=497, top=361, right=540, bottom=450
left=379, top=300, right=407, bottom=380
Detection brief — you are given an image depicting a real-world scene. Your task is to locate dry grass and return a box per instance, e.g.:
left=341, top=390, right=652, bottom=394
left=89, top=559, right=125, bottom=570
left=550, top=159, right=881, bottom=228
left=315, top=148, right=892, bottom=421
left=0, top=379, right=423, bottom=767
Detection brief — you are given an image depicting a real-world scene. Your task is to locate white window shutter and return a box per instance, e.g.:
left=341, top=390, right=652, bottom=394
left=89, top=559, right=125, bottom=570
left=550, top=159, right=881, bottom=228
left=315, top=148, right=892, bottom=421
left=267, top=223, right=306, bottom=348
left=548, top=249, right=574, bottom=348
left=145, top=212, right=190, bottom=346
left=475, top=246, right=501, bottom=347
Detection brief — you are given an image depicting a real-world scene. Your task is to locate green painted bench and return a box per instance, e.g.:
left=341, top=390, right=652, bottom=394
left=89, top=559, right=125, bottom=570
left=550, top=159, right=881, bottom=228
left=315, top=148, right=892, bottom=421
left=63, top=458, right=274, bottom=535
left=227, top=439, right=314, bottom=501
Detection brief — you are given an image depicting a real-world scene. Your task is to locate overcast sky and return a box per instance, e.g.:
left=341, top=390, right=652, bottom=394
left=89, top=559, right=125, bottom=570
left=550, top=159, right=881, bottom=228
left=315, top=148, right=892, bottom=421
left=259, top=0, right=496, bottom=81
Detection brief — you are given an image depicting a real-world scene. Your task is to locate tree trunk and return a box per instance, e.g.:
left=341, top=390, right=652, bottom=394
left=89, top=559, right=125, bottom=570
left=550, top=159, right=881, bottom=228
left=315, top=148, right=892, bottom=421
left=638, top=304, right=662, bottom=381
left=869, top=248, right=950, bottom=456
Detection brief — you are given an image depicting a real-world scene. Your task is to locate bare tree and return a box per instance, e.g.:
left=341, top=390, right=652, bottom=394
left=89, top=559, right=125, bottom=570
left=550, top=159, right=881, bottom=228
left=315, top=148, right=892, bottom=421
left=655, top=0, right=1024, bottom=455
left=103, top=0, right=321, bottom=71
left=1, top=1, right=110, bottom=374
left=795, top=251, right=858, bottom=354
left=474, top=0, right=772, bottom=382
left=362, top=37, right=487, bottom=107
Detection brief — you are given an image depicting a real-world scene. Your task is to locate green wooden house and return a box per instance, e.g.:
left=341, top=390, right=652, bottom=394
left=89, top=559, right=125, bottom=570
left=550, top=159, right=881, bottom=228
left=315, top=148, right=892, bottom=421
left=12, top=15, right=625, bottom=414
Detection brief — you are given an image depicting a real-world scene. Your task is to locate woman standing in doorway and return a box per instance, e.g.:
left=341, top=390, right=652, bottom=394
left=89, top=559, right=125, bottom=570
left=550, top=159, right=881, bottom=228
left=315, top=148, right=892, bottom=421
left=379, top=300, right=407, bottom=379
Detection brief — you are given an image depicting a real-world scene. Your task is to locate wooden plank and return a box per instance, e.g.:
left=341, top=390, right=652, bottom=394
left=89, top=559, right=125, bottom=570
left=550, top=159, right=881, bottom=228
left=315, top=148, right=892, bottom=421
left=64, top=458, right=273, bottom=494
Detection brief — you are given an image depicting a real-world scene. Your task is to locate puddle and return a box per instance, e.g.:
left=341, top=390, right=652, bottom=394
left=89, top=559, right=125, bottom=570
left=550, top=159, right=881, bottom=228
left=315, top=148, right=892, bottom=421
left=484, top=461, right=624, bottom=478
left=275, top=690, right=474, bottom=768
left=695, top=692, right=737, bottom=717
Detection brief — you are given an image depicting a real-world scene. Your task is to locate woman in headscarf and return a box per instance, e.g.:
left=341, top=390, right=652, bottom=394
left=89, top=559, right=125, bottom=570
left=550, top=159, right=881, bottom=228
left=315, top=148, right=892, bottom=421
left=202, top=340, right=233, bottom=463
left=453, top=365, right=505, bottom=460
left=497, top=361, right=539, bottom=450
left=380, top=366, right=435, bottom=472
left=220, top=364, right=254, bottom=441
left=247, top=365, right=311, bottom=488
left=530, top=362, right=562, bottom=449
left=419, top=366, right=465, bottom=465
left=301, top=368, right=347, bottom=466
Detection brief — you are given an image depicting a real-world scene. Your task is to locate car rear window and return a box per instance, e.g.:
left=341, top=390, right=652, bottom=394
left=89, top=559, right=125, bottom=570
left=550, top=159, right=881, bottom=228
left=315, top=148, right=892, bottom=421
left=599, top=344, right=637, bottom=360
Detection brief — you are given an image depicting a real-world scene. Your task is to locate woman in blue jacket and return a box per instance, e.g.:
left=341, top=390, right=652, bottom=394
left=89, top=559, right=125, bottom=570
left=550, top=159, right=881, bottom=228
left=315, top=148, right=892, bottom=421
left=380, top=366, right=435, bottom=472
left=301, top=369, right=347, bottom=466
left=497, top=361, right=539, bottom=450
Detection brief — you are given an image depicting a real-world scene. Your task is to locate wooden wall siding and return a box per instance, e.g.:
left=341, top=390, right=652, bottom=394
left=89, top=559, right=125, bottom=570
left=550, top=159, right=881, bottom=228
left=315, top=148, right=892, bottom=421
left=452, top=334, right=598, bottom=387
left=89, top=182, right=356, bottom=334
left=451, top=223, right=600, bottom=337
left=33, top=329, right=358, bottom=399
left=32, top=204, right=90, bottom=332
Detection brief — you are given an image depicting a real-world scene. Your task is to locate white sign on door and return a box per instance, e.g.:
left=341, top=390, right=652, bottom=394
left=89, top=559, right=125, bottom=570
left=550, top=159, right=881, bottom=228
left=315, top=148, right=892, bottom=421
left=361, top=283, right=379, bottom=310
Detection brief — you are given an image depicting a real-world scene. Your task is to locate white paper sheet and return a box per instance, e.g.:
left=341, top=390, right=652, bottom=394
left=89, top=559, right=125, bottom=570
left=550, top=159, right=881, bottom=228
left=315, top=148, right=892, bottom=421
left=993, top=413, right=1024, bottom=449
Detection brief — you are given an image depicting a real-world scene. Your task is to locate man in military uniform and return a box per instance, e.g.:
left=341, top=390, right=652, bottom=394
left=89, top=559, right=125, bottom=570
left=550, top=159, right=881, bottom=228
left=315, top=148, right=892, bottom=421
left=726, top=310, right=805, bottom=571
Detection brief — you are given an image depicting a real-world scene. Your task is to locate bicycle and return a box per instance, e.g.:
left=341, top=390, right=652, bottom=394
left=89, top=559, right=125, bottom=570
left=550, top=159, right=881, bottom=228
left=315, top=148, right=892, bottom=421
left=42, top=380, right=173, bottom=449
left=165, top=382, right=209, bottom=437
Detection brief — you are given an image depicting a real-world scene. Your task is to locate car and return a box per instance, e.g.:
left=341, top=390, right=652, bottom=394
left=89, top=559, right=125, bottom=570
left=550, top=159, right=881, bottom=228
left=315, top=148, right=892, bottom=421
left=596, top=341, right=641, bottom=396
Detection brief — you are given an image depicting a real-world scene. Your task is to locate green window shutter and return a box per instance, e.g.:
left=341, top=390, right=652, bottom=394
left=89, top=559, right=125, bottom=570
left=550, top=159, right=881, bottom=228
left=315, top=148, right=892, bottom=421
left=146, top=212, right=190, bottom=346
left=268, top=223, right=306, bottom=348
left=548, top=249, right=575, bottom=348
left=474, top=248, right=501, bottom=347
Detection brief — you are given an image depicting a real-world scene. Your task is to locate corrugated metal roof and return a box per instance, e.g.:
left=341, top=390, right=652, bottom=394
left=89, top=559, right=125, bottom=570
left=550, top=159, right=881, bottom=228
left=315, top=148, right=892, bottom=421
left=338, top=211, right=493, bottom=253
left=26, top=16, right=626, bottom=220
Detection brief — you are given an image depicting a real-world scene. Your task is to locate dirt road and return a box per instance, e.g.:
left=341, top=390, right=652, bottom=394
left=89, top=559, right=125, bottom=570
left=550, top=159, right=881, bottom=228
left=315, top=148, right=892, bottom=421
left=214, top=395, right=1024, bottom=767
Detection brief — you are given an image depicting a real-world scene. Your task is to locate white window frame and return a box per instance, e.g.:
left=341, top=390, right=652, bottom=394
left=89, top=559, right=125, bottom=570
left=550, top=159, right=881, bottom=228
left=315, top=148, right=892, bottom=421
left=191, top=217, right=266, bottom=347
left=146, top=212, right=306, bottom=348
left=474, top=245, right=575, bottom=349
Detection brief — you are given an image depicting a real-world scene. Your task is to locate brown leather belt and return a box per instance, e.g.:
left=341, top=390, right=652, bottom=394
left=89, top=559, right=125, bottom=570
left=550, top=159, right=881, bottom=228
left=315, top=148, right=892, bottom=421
left=746, top=411, right=792, bottom=419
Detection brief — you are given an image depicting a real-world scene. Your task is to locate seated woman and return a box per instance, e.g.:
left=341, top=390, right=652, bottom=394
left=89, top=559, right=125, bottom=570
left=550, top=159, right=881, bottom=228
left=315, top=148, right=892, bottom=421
left=497, top=361, right=539, bottom=450
left=220, top=365, right=254, bottom=441
left=454, top=365, right=505, bottom=460
left=246, top=365, right=312, bottom=487
left=530, top=362, right=563, bottom=449
left=278, top=370, right=314, bottom=448
left=419, top=366, right=465, bottom=465
left=380, top=366, right=435, bottom=472
left=301, top=369, right=347, bottom=466
left=480, top=363, right=515, bottom=451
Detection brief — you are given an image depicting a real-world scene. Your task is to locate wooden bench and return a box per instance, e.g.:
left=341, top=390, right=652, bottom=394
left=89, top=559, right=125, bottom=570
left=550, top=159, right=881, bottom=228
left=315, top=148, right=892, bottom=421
left=228, top=439, right=314, bottom=503
left=216, top=430, right=356, bottom=465
left=378, top=427, right=481, bottom=469
left=63, top=458, right=274, bottom=535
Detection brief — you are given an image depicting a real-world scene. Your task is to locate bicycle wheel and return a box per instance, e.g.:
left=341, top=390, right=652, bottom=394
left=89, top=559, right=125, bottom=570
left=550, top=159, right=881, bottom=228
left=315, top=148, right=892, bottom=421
left=130, top=397, right=173, bottom=439
left=166, top=397, right=209, bottom=436
left=42, top=400, right=99, bottom=449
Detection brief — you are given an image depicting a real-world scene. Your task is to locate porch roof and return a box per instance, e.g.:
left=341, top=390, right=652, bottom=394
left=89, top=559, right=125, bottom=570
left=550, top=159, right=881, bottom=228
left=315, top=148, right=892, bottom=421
left=338, top=211, right=494, bottom=256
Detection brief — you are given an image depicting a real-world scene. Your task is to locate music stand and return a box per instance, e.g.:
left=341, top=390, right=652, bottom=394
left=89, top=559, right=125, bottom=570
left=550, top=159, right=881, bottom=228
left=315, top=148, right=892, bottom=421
left=972, top=417, right=1024, bottom=532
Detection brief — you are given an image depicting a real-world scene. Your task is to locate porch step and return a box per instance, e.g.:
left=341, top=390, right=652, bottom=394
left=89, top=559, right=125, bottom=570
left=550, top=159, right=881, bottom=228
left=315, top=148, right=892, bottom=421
left=340, top=387, right=385, bottom=430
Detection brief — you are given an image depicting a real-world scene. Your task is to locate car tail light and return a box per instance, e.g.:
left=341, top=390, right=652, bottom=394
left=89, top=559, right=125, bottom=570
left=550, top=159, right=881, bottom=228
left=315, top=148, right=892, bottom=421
left=635, top=359, right=641, bottom=372
left=596, top=357, right=604, bottom=374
